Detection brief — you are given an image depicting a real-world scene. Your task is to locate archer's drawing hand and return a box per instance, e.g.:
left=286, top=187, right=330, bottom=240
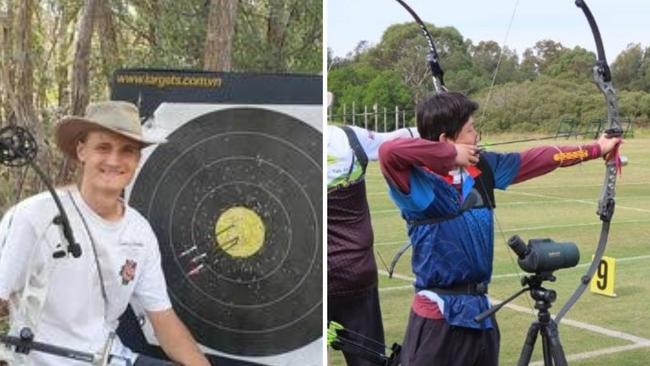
left=454, top=144, right=480, bottom=167
left=597, top=133, right=622, bottom=158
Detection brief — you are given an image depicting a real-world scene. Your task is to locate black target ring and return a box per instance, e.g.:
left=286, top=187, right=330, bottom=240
left=130, top=108, right=322, bottom=356
left=188, top=179, right=292, bottom=285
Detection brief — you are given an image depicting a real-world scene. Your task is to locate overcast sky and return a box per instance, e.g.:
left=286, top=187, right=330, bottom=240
left=327, top=0, right=649, bottom=62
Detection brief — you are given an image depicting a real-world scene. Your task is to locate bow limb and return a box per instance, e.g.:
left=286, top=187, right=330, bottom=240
left=554, top=0, right=622, bottom=324
left=394, top=0, right=447, bottom=94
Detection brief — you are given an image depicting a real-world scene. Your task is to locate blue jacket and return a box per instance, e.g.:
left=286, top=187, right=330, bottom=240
left=388, top=151, right=520, bottom=329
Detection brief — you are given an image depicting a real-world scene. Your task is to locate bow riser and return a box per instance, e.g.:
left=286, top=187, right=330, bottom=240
left=592, top=67, right=622, bottom=133
left=592, top=68, right=621, bottom=222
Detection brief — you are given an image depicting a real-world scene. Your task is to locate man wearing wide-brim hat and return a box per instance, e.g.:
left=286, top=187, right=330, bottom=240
left=0, top=101, right=209, bottom=365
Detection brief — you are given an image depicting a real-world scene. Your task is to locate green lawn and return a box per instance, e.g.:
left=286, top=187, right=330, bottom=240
left=331, top=133, right=650, bottom=365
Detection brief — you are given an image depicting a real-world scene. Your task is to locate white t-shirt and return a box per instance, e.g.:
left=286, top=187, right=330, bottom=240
left=0, top=186, right=171, bottom=365
left=327, top=125, right=418, bottom=188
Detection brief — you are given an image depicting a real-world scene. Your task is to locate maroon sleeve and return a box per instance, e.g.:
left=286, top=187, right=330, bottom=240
left=514, top=143, right=602, bottom=184
left=378, top=138, right=457, bottom=193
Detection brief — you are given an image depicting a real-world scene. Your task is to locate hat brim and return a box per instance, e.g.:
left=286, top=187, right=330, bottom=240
left=55, top=116, right=166, bottom=160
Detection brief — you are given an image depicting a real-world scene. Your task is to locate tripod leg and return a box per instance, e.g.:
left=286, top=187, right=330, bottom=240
left=544, top=321, right=568, bottom=366
left=517, top=322, right=540, bottom=366
left=541, top=327, right=554, bottom=366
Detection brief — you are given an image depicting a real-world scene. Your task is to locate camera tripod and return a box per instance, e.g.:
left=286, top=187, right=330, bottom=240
left=475, top=272, right=567, bottom=366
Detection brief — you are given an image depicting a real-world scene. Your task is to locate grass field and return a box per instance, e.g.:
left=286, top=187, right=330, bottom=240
left=331, top=131, right=650, bottom=365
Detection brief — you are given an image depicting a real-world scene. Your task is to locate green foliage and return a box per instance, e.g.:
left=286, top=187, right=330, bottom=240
left=234, top=0, right=322, bottom=73
left=476, top=77, right=603, bottom=133
left=544, top=47, right=595, bottom=81
left=449, top=68, right=486, bottom=95
left=111, top=0, right=321, bottom=73
left=328, top=22, right=650, bottom=133
left=612, top=44, right=650, bottom=92
left=528, top=40, right=568, bottom=74
left=329, top=61, right=412, bottom=126
left=328, top=62, right=378, bottom=109
left=115, top=0, right=205, bottom=69
left=362, top=71, right=412, bottom=118
left=619, top=90, right=650, bottom=125
left=468, top=41, right=520, bottom=88
left=363, top=23, right=475, bottom=101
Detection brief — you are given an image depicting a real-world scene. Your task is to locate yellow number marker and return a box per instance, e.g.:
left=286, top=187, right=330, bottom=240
left=590, top=256, right=617, bottom=297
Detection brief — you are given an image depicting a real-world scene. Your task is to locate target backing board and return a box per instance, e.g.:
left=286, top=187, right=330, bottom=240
left=127, top=103, right=322, bottom=365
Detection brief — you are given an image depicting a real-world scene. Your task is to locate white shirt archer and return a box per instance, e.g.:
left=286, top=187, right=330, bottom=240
left=0, top=186, right=171, bottom=365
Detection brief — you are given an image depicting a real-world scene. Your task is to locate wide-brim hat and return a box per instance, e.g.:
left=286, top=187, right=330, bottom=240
left=55, top=101, right=166, bottom=160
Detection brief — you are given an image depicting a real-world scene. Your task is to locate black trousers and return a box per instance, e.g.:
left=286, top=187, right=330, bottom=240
left=401, top=310, right=500, bottom=366
left=328, top=286, right=385, bottom=366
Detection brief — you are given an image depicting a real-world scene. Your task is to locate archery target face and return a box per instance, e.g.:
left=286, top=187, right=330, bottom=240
left=128, top=106, right=322, bottom=359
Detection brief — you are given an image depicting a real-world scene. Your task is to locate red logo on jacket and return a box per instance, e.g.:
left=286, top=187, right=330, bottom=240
left=119, top=259, right=137, bottom=285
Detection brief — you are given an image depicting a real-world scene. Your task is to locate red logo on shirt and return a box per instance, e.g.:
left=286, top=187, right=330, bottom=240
left=119, top=259, right=137, bottom=285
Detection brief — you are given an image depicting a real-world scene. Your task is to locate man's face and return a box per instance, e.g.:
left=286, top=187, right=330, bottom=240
left=76, top=130, right=141, bottom=194
left=454, top=116, right=480, bottom=145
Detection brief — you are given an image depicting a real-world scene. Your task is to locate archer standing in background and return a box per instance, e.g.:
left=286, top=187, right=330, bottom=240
left=327, top=93, right=418, bottom=365
left=378, top=92, right=621, bottom=366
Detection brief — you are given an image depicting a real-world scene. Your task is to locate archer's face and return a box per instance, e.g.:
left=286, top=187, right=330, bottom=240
left=454, top=116, right=480, bottom=145
left=76, top=130, right=141, bottom=195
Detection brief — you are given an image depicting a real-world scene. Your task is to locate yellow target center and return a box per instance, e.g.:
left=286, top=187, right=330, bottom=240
left=214, top=206, right=265, bottom=258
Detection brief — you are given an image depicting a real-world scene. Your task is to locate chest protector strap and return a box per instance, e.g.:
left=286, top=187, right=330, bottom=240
left=341, top=126, right=368, bottom=177
left=407, top=157, right=495, bottom=227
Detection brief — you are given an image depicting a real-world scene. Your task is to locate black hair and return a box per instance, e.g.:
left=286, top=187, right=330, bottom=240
left=416, top=92, right=479, bottom=141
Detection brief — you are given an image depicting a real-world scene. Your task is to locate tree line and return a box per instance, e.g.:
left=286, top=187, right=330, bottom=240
left=327, top=22, right=650, bottom=133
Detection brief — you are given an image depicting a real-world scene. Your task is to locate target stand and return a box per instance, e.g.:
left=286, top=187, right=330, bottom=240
left=124, top=102, right=322, bottom=365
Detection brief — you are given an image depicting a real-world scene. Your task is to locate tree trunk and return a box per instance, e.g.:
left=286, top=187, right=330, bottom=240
left=267, top=0, right=291, bottom=71
left=13, top=0, right=51, bottom=192
left=34, top=4, right=51, bottom=116
left=62, top=0, right=99, bottom=184
left=13, top=0, right=37, bottom=128
left=70, top=0, right=100, bottom=116
left=54, top=7, right=67, bottom=110
left=203, top=0, right=238, bottom=71
left=56, top=2, right=81, bottom=111
left=96, top=0, right=120, bottom=94
left=0, top=4, right=11, bottom=125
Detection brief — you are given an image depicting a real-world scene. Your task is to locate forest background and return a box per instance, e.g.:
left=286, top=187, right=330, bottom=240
left=327, top=22, right=650, bottom=133
left=0, top=0, right=322, bottom=214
